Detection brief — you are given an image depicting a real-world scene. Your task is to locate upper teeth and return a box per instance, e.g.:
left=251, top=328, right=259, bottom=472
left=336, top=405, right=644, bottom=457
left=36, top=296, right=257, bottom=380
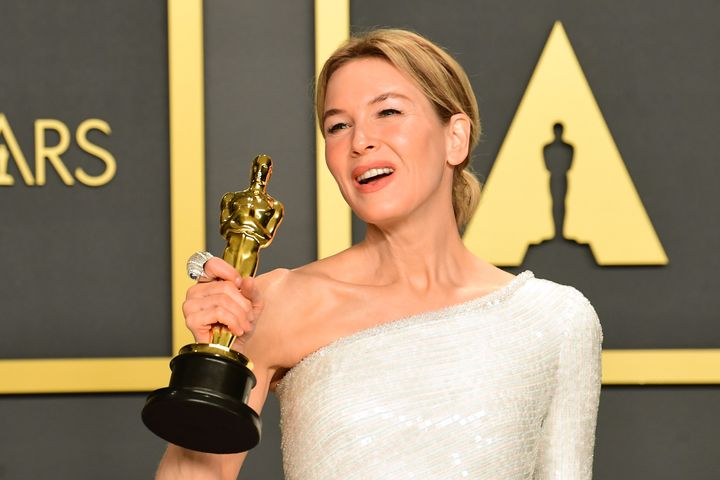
left=356, top=167, right=394, bottom=183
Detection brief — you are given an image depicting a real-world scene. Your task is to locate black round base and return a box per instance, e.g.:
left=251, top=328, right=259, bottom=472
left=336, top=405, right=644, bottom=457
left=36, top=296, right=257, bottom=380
left=142, top=349, right=261, bottom=454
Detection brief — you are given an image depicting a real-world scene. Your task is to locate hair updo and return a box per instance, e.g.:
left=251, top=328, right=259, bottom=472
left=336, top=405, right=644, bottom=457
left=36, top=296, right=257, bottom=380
left=315, top=29, right=482, bottom=230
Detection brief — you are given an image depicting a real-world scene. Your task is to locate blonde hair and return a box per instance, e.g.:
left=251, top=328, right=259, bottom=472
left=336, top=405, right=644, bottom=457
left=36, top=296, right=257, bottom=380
left=315, top=29, right=482, bottom=230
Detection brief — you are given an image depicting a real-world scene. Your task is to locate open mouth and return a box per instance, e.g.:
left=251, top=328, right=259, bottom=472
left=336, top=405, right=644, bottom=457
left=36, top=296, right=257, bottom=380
left=356, top=167, right=394, bottom=185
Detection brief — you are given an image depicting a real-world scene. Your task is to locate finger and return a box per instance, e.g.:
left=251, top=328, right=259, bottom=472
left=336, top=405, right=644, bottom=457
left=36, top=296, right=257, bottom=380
left=186, top=279, right=236, bottom=299
left=183, top=293, right=251, bottom=319
left=187, top=279, right=241, bottom=300
left=185, top=281, right=253, bottom=312
left=200, top=257, right=241, bottom=284
left=186, top=305, right=251, bottom=338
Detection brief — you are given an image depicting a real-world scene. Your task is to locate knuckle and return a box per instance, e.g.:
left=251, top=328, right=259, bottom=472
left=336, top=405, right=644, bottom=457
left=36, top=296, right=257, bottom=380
left=217, top=281, right=235, bottom=296
left=212, top=305, right=226, bottom=318
left=214, top=306, right=237, bottom=324
left=223, top=295, right=242, bottom=313
left=185, top=285, right=196, bottom=300
left=186, top=283, right=206, bottom=298
left=184, top=314, right=200, bottom=332
left=239, top=300, right=252, bottom=313
left=227, top=295, right=249, bottom=313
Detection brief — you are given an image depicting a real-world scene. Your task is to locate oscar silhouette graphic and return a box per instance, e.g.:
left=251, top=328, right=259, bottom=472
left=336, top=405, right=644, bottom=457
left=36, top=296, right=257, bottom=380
left=519, top=123, right=595, bottom=273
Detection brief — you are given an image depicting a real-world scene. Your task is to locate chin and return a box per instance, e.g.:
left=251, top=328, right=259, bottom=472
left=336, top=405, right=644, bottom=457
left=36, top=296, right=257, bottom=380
left=354, top=195, right=434, bottom=229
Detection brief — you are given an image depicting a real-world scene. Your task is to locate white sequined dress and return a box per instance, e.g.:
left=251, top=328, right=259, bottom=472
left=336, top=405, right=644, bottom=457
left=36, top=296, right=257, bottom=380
left=275, top=272, right=602, bottom=479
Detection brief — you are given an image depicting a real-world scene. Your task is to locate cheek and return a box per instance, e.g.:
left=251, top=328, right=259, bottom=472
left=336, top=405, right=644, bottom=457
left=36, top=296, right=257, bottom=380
left=323, top=138, right=355, bottom=202
left=324, top=138, right=345, bottom=176
left=393, top=118, right=445, bottom=157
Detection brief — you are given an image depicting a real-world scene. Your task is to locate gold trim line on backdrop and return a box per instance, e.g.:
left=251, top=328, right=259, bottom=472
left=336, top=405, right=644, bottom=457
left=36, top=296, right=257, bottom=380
left=315, top=0, right=351, bottom=259
left=602, top=350, right=720, bottom=385
left=3, top=351, right=720, bottom=393
left=169, top=0, right=206, bottom=353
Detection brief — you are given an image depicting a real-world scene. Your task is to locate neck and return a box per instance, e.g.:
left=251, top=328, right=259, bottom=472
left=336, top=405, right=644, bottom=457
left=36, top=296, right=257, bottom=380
left=358, top=205, right=474, bottom=292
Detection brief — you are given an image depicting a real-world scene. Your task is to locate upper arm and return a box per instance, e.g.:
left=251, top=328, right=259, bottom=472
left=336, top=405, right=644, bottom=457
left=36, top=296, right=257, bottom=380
left=534, top=289, right=603, bottom=479
left=266, top=200, right=284, bottom=231
left=220, top=192, right=234, bottom=225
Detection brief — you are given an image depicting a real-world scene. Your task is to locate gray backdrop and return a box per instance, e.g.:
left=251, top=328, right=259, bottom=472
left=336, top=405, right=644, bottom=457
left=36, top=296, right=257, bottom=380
left=1, top=0, right=718, bottom=478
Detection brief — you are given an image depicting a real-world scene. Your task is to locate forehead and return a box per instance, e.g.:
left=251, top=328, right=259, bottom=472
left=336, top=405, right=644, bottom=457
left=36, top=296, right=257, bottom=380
left=324, top=57, right=426, bottom=105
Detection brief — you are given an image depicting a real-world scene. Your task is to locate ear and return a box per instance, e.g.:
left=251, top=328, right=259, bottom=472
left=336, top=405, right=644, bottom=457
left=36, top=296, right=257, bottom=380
left=445, top=113, right=471, bottom=166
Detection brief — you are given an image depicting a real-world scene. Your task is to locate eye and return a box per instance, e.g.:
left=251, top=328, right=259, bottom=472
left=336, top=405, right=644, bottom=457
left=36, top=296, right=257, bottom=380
left=327, top=122, right=349, bottom=134
left=379, top=108, right=401, bottom=117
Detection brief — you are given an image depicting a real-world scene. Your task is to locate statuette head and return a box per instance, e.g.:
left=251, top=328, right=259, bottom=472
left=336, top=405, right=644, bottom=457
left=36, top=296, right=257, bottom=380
left=251, top=154, right=273, bottom=188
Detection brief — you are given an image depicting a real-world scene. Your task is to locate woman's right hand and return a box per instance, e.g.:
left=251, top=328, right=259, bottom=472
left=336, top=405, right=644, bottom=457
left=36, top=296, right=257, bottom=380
left=158, top=257, right=270, bottom=479
left=181, top=257, right=261, bottom=345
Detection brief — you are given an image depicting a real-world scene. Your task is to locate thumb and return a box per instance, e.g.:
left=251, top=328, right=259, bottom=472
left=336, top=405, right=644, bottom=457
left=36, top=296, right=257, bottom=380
left=239, top=276, right=262, bottom=307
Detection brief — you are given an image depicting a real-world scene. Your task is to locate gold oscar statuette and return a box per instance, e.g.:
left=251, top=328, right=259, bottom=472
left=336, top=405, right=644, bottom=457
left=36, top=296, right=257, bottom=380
left=142, top=154, right=284, bottom=454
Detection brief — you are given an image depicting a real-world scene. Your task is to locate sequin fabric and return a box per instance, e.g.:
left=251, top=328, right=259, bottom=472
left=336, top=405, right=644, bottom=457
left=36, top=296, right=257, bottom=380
left=275, top=272, right=602, bottom=479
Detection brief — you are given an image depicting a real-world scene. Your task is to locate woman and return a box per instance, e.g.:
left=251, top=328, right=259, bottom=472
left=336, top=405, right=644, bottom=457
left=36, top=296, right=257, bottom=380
left=157, top=29, right=602, bottom=479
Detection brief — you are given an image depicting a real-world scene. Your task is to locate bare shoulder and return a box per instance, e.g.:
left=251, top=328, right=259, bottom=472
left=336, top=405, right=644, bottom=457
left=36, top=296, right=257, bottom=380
left=256, top=261, right=339, bottom=302
left=462, top=255, right=517, bottom=294
left=254, top=266, right=293, bottom=293
left=246, top=263, right=342, bottom=369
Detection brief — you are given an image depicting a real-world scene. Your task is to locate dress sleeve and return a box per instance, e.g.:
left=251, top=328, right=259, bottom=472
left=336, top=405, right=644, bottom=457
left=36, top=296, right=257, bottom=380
left=534, top=288, right=603, bottom=479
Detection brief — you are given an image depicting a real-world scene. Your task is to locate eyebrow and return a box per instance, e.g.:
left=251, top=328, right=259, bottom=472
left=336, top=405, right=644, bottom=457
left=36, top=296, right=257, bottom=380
left=322, top=92, right=410, bottom=124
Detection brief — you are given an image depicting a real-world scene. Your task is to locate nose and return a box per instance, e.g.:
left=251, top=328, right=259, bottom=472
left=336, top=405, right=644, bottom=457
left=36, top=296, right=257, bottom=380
left=351, top=123, right=376, bottom=156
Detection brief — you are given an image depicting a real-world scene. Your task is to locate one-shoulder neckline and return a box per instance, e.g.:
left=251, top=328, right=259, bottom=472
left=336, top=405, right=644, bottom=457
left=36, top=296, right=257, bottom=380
left=275, top=270, right=535, bottom=394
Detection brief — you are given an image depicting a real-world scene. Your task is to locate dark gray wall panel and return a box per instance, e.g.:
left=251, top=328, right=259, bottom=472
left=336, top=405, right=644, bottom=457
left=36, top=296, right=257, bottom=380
left=0, top=0, right=171, bottom=359
left=595, top=387, right=720, bottom=479
left=0, top=394, right=166, bottom=479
